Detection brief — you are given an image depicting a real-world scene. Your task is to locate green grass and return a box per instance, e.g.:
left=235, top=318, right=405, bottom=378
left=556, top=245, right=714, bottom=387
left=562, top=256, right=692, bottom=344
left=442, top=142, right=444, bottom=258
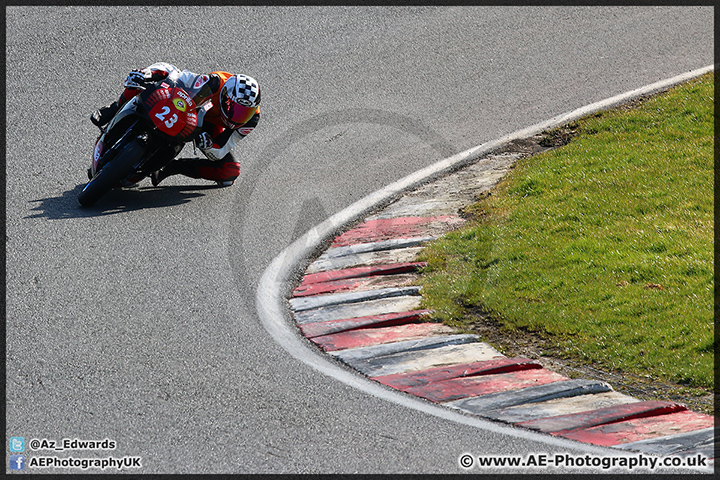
left=418, top=73, right=714, bottom=394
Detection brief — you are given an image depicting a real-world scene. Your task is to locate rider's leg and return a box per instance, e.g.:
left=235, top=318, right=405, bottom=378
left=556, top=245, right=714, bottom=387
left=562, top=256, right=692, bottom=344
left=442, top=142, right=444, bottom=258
left=151, top=152, right=241, bottom=187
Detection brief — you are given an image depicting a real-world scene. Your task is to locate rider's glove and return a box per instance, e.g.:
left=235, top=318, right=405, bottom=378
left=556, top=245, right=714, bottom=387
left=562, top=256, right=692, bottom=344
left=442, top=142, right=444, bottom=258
left=123, top=70, right=148, bottom=90
left=195, top=131, right=214, bottom=150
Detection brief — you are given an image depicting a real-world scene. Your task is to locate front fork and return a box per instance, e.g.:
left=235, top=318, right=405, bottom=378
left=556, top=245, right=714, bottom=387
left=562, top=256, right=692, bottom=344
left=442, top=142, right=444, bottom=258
left=91, top=119, right=184, bottom=185
left=136, top=137, right=182, bottom=175
left=91, top=121, right=141, bottom=177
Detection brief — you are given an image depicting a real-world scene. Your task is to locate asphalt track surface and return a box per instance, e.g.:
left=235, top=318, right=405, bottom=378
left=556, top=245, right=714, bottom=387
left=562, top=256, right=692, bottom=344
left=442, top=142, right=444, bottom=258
left=5, top=6, right=714, bottom=475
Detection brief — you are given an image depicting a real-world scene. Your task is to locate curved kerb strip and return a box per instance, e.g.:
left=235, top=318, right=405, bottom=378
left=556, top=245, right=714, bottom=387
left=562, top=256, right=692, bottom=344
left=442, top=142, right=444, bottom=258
left=256, top=64, right=715, bottom=454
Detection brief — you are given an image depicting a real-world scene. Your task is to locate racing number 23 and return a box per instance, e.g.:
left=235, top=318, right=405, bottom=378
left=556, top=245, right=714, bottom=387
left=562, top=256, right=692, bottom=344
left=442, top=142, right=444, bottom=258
left=154, top=106, right=178, bottom=129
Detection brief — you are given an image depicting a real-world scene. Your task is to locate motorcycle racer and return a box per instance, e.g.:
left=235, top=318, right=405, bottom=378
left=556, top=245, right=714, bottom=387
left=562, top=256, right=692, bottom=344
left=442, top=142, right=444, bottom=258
left=91, top=62, right=260, bottom=187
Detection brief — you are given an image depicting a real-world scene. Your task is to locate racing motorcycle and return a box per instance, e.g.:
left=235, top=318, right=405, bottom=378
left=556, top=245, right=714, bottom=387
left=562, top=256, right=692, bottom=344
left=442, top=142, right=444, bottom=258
left=79, top=69, right=209, bottom=206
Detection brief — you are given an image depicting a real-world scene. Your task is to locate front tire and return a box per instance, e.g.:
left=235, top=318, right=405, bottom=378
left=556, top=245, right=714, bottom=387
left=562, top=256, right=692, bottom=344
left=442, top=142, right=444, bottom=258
left=78, top=138, right=146, bottom=207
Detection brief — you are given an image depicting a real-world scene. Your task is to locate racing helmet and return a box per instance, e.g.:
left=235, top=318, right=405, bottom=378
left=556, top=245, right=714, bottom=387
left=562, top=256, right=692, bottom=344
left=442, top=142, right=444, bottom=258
left=219, top=74, right=261, bottom=128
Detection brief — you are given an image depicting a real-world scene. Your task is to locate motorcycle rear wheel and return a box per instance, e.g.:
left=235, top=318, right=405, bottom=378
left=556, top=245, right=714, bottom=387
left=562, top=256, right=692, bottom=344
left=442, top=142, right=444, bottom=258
left=78, top=138, right=145, bottom=207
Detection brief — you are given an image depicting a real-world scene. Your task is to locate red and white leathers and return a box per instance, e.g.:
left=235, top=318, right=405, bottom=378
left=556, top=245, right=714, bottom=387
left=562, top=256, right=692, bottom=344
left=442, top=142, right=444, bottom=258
left=120, top=62, right=260, bottom=185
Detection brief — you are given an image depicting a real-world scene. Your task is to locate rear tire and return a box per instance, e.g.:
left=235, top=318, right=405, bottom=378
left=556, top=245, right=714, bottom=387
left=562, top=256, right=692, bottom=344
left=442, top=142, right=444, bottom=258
left=78, top=138, right=146, bottom=207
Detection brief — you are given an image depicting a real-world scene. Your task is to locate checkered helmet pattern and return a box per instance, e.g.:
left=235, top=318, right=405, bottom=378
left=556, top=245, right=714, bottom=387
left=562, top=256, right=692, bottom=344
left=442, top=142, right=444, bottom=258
left=225, top=74, right=261, bottom=107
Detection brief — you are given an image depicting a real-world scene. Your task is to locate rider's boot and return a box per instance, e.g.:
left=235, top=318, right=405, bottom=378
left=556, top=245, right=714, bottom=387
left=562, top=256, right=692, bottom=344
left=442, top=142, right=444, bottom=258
left=90, top=102, right=120, bottom=128
left=150, top=169, right=167, bottom=187
left=90, top=95, right=125, bottom=128
left=151, top=161, right=183, bottom=187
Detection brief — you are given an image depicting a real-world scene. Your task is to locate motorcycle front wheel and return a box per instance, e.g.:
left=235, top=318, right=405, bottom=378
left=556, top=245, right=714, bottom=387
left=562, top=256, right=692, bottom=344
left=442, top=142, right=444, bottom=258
left=78, top=138, right=146, bottom=207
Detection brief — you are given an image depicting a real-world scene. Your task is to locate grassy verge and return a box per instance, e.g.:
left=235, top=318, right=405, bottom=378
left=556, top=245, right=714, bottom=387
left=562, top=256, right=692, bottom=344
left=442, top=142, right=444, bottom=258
left=418, top=73, right=714, bottom=405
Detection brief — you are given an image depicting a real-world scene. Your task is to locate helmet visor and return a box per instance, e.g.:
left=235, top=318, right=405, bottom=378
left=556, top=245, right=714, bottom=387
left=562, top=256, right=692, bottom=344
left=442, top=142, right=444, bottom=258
left=221, top=90, right=256, bottom=127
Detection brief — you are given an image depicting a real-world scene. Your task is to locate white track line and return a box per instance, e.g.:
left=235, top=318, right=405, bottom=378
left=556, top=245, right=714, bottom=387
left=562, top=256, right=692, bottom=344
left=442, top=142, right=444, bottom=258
left=255, top=64, right=714, bottom=453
